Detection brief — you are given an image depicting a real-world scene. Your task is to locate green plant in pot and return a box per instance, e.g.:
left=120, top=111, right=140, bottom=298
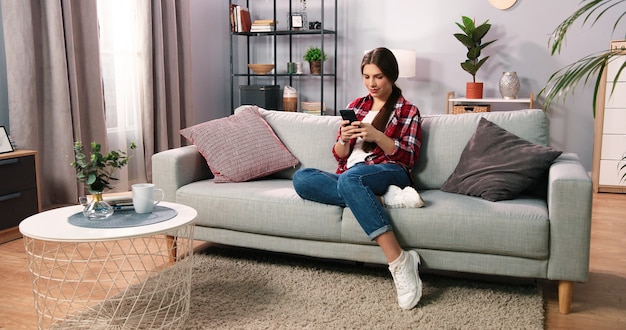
left=71, top=140, right=136, bottom=219
left=537, top=0, right=625, bottom=186
left=454, top=16, right=497, bottom=99
left=303, top=46, right=328, bottom=75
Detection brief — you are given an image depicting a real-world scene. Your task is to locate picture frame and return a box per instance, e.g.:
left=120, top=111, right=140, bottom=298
left=289, top=12, right=307, bottom=30
left=0, top=126, right=14, bottom=154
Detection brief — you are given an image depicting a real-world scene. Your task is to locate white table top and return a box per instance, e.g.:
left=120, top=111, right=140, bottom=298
left=19, top=202, right=197, bottom=242
left=448, top=97, right=532, bottom=103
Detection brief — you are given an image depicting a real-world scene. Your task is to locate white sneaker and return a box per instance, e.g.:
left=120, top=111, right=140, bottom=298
left=389, top=250, right=422, bottom=310
left=383, top=185, right=425, bottom=208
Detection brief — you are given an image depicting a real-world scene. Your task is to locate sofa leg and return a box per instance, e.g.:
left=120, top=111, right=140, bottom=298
left=558, top=280, right=573, bottom=314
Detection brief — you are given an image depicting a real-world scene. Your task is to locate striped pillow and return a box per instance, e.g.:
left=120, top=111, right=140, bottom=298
left=180, top=107, right=299, bottom=182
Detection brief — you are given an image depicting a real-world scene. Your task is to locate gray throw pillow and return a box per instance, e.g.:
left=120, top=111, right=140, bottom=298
left=440, top=118, right=562, bottom=202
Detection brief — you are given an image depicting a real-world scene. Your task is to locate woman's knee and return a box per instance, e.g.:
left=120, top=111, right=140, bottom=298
left=337, top=170, right=360, bottom=195
left=293, top=168, right=314, bottom=188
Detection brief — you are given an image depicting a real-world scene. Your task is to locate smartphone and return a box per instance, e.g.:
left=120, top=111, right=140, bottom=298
left=340, top=110, right=359, bottom=124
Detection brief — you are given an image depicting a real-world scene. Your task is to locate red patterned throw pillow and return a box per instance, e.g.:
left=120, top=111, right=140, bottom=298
left=180, top=107, right=299, bottom=183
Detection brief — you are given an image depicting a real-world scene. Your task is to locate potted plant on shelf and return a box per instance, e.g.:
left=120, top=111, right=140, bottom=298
left=71, top=140, right=136, bottom=219
left=454, top=16, right=497, bottom=99
left=303, top=46, right=328, bottom=75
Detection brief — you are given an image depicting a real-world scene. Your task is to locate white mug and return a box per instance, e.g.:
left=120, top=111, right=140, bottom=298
left=132, top=183, right=164, bottom=214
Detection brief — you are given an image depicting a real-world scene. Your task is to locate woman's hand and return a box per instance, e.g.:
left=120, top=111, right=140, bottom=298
left=353, top=123, right=396, bottom=155
left=352, top=122, right=384, bottom=143
left=339, top=120, right=361, bottom=143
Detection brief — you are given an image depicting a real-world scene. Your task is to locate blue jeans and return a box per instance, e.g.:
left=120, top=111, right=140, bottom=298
left=292, top=163, right=411, bottom=240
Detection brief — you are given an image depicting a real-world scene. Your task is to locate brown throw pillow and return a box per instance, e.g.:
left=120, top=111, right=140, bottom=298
left=440, top=118, right=562, bottom=201
left=180, top=107, right=299, bottom=183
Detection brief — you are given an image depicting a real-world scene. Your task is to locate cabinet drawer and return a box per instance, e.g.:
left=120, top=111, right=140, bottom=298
left=0, top=188, right=39, bottom=231
left=607, top=55, right=626, bottom=82
left=600, top=134, right=626, bottom=160
left=599, top=160, right=625, bottom=186
left=0, top=155, right=37, bottom=195
left=602, top=108, right=626, bottom=134
left=604, top=82, right=626, bottom=108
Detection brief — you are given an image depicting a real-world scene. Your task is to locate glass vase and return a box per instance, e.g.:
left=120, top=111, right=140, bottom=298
left=82, top=191, right=114, bottom=219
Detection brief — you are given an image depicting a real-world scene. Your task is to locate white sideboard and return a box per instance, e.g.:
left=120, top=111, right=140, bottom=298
left=592, top=41, right=626, bottom=193
left=446, top=91, right=534, bottom=114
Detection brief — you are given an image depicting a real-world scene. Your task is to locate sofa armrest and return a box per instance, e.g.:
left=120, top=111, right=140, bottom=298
left=546, top=152, right=593, bottom=282
left=152, top=145, right=213, bottom=203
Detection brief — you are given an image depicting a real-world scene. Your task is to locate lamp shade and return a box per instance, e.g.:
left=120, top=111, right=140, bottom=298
left=390, top=49, right=416, bottom=78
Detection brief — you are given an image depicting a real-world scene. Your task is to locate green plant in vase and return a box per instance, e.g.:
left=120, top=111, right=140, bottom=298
left=303, top=46, right=328, bottom=74
left=71, top=141, right=136, bottom=219
left=454, top=16, right=497, bottom=99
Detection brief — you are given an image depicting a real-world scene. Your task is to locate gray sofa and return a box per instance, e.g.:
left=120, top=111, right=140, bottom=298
left=152, top=107, right=592, bottom=314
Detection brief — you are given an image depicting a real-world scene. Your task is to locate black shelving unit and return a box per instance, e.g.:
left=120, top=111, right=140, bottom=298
left=229, top=0, right=338, bottom=115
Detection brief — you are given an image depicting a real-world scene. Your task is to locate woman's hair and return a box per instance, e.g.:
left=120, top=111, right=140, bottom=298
left=360, top=47, right=402, bottom=152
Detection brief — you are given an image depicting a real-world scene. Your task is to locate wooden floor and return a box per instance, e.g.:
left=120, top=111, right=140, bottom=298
left=0, top=193, right=625, bottom=329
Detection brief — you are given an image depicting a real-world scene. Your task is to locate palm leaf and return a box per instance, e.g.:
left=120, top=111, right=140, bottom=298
left=538, top=50, right=626, bottom=114
left=617, top=155, right=626, bottom=183
left=548, top=0, right=626, bottom=56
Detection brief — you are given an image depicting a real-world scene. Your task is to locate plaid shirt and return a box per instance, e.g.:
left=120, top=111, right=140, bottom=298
left=332, top=94, right=422, bottom=174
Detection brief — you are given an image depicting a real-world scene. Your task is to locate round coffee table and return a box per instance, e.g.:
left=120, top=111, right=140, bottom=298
left=19, top=202, right=197, bottom=329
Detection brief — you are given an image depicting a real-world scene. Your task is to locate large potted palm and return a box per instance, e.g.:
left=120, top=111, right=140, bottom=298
left=538, top=0, right=625, bottom=114
left=454, top=16, right=497, bottom=99
left=538, top=0, right=625, bottom=185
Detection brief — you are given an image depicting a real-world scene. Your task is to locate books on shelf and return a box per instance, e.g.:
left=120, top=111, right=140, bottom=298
left=254, top=19, right=275, bottom=25
left=230, top=5, right=251, bottom=32
left=250, top=20, right=276, bottom=32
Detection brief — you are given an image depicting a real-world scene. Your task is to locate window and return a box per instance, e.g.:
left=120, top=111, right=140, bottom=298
left=97, top=0, right=150, bottom=191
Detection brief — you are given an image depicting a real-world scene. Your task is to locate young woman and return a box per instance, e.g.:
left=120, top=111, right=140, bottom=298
left=292, top=47, right=423, bottom=310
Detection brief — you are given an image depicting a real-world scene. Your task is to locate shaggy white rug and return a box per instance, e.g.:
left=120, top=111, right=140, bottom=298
left=182, top=247, right=544, bottom=329
left=57, top=246, right=544, bottom=329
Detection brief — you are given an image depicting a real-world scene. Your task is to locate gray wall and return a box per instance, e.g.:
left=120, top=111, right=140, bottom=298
left=0, top=2, right=619, bottom=170
left=190, top=0, right=625, bottom=171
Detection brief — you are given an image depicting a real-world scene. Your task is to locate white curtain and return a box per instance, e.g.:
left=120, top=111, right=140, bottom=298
left=96, top=0, right=150, bottom=191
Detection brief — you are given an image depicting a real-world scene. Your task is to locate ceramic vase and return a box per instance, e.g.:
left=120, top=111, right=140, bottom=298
left=82, top=191, right=114, bottom=219
left=499, top=71, right=520, bottom=99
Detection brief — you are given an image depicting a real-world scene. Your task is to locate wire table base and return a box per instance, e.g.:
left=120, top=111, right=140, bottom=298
left=23, top=225, right=194, bottom=330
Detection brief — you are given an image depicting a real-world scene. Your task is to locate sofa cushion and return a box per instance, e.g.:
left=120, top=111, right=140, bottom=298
left=180, top=107, right=299, bottom=183
left=340, top=189, right=550, bottom=260
left=440, top=118, right=562, bottom=201
left=413, top=110, right=551, bottom=190
left=251, top=107, right=341, bottom=178
left=176, top=179, right=344, bottom=241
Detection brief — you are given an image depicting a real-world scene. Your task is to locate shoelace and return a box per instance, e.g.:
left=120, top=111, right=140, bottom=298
left=392, top=265, right=411, bottom=292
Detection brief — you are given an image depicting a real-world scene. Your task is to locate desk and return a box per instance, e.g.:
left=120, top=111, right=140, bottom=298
left=19, top=202, right=197, bottom=329
left=446, top=91, right=535, bottom=114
